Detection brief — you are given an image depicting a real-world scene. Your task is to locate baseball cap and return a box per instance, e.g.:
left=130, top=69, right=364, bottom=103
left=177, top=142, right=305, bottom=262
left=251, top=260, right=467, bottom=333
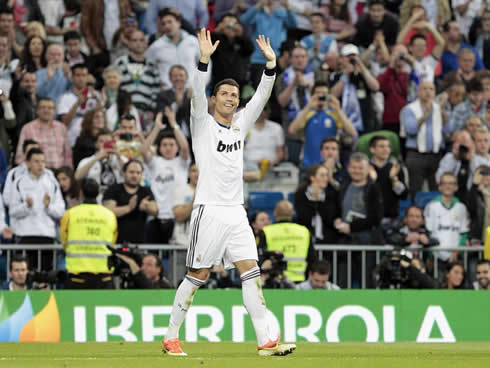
left=341, top=44, right=359, bottom=56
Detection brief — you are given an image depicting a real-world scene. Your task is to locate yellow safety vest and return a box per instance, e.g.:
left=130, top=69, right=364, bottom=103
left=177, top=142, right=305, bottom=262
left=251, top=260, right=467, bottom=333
left=484, top=227, right=490, bottom=260
left=63, top=204, right=117, bottom=273
left=262, top=222, right=310, bottom=282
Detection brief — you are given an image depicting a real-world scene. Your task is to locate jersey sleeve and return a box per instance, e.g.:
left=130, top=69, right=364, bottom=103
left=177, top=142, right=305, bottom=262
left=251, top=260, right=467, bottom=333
left=190, top=63, right=210, bottom=137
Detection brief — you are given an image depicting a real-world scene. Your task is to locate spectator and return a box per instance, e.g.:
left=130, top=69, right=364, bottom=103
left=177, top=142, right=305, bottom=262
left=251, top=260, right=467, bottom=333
left=106, top=90, right=142, bottom=132
left=106, top=11, right=140, bottom=63
left=0, top=7, right=22, bottom=57
left=257, top=200, right=316, bottom=283
left=449, top=78, right=487, bottom=132
left=251, top=210, right=271, bottom=237
left=377, top=44, right=410, bottom=134
left=369, top=135, right=408, bottom=222
left=276, top=44, right=313, bottom=164
left=297, top=260, right=340, bottom=290
left=10, top=148, right=65, bottom=244
left=244, top=103, right=285, bottom=167
left=57, top=63, right=100, bottom=146
left=63, top=30, right=89, bottom=68
left=467, top=166, right=490, bottom=246
left=145, top=8, right=201, bottom=90
left=439, top=49, right=477, bottom=92
left=424, top=172, right=470, bottom=266
left=294, top=164, right=340, bottom=243
left=441, top=20, right=484, bottom=76
left=452, top=0, right=483, bottom=39
left=35, top=43, right=71, bottom=101
left=0, top=256, right=34, bottom=290
left=103, top=160, right=158, bottom=244
left=463, top=115, right=484, bottom=137
left=397, top=5, right=438, bottom=56
left=100, top=65, right=121, bottom=109
left=351, top=0, right=399, bottom=49
left=241, top=0, right=297, bottom=88
left=0, top=34, right=17, bottom=95
left=289, top=81, right=356, bottom=170
left=55, top=166, right=80, bottom=209
left=0, top=85, right=16, bottom=161
left=9, top=70, right=38, bottom=141
left=399, top=0, right=451, bottom=30
left=319, top=137, right=349, bottom=190
left=473, top=129, right=490, bottom=162
left=315, top=50, right=343, bottom=86
left=300, top=12, right=338, bottom=71
left=145, top=0, right=209, bottom=34
left=113, top=113, right=145, bottom=162
left=75, top=129, right=126, bottom=196
left=15, top=97, right=72, bottom=169
left=116, top=253, right=173, bottom=289
left=320, top=0, right=355, bottom=42
left=211, top=13, right=254, bottom=91
left=437, top=81, right=466, bottom=121
left=73, top=107, right=108, bottom=168
left=21, top=35, right=46, bottom=71
left=401, top=81, right=450, bottom=198
left=331, top=43, right=379, bottom=133
left=114, top=29, right=161, bottom=130
left=142, top=111, right=190, bottom=244
left=473, top=10, right=490, bottom=69
left=0, top=192, right=13, bottom=241
left=440, top=261, right=466, bottom=289
left=155, top=65, right=192, bottom=139
left=473, top=260, right=489, bottom=290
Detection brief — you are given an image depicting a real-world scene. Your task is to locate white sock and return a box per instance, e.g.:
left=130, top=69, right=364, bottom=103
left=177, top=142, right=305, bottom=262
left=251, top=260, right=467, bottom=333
left=241, top=266, right=274, bottom=346
left=165, top=275, right=205, bottom=340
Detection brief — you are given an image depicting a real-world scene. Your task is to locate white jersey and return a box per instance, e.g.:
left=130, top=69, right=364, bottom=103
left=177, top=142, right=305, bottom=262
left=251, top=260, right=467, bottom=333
left=191, top=66, right=275, bottom=206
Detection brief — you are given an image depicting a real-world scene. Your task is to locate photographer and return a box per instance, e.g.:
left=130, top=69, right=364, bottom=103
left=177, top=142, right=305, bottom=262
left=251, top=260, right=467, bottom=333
left=259, top=250, right=296, bottom=289
left=1, top=256, right=32, bottom=290
left=60, top=179, right=118, bottom=289
left=436, top=130, right=488, bottom=200
left=114, top=253, right=172, bottom=289
left=376, top=248, right=439, bottom=289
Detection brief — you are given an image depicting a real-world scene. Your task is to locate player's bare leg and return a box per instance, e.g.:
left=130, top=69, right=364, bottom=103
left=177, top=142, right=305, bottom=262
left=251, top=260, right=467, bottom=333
left=235, top=260, right=296, bottom=356
left=162, top=268, right=210, bottom=356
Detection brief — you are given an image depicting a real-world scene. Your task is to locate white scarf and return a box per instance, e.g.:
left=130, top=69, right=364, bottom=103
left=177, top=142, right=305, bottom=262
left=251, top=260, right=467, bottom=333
left=408, top=99, right=442, bottom=153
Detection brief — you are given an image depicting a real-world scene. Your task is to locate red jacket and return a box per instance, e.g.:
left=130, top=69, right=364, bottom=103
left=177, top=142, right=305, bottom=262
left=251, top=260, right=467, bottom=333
left=378, top=67, right=409, bottom=125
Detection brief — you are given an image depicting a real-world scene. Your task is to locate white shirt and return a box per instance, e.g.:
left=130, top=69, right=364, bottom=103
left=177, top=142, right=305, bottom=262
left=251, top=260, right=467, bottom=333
left=453, top=0, right=485, bottom=38
left=244, top=119, right=285, bottom=165
left=56, top=91, right=99, bottom=146
left=172, top=183, right=195, bottom=246
left=424, top=198, right=470, bottom=261
left=39, top=0, right=65, bottom=43
left=9, top=170, right=65, bottom=237
left=103, top=0, right=120, bottom=51
left=76, top=153, right=126, bottom=190
left=147, top=155, right=190, bottom=219
left=413, top=55, right=439, bottom=83
left=191, top=67, right=275, bottom=206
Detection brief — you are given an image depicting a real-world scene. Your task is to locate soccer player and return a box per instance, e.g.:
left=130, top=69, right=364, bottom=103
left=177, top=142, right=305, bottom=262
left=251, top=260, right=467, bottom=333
left=161, top=29, right=296, bottom=357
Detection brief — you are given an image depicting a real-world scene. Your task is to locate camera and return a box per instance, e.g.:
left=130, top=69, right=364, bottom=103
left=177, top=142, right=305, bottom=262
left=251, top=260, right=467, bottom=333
left=318, top=95, right=327, bottom=101
left=261, top=250, right=287, bottom=278
left=29, top=270, right=67, bottom=288
left=226, top=22, right=235, bottom=28
left=376, top=247, right=413, bottom=289
left=119, top=133, right=133, bottom=142
left=349, top=58, right=356, bottom=66
left=107, top=244, right=143, bottom=276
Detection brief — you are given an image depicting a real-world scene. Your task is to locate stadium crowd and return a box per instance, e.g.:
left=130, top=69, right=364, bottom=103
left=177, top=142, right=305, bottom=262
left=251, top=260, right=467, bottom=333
left=0, top=0, right=489, bottom=290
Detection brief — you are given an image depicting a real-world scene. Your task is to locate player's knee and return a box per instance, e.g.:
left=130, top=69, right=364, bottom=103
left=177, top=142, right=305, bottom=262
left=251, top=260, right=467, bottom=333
left=187, top=268, right=210, bottom=282
left=235, top=260, right=259, bottom=275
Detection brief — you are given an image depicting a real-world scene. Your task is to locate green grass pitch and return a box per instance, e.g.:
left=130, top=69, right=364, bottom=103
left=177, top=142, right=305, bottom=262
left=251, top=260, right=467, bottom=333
left=0, top=342, right=489, bottom=368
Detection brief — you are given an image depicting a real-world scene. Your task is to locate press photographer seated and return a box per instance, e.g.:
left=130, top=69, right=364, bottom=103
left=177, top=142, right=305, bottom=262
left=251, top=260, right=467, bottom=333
left=114, top=252, right=173, bottom=289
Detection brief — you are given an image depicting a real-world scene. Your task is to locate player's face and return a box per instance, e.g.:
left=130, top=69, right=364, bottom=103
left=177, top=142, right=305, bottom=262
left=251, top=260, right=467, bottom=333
left=309, top=272, right=329, bottom=289
left=476, top=263, right=489, bottom=289
left=214, top=84, right=240, bottom=117
left=371, top=140, right=391, bottom=161
left=446, top=265, right=464, bottom=288
left=124, top=162, right=143, bottom=187
left=405, top=207, right=423, bottom=230
left=159, top=137, right=178, bottom=159
left=9, top=261, right=28, bottom=287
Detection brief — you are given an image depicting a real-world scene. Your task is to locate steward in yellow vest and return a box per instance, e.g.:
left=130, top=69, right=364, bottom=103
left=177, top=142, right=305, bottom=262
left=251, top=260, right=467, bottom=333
left=60, top=179, right=118, bottom=289
left=257, top=200, right=316, bottom=283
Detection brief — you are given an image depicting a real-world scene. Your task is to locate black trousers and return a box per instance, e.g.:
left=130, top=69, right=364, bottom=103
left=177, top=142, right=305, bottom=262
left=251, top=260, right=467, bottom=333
left=145, top=218, right=175, bottom=244
left=15, top=236, right=55, bottom=271
left=405, top=150, right=442, bottom=199
left=64, top=273, right=114, bottom=289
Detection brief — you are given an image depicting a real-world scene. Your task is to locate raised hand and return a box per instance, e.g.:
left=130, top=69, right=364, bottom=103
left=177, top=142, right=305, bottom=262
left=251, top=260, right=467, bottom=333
left=256, top=34, right=276, bottom=63
left=197, top=28, right=220, bottom=63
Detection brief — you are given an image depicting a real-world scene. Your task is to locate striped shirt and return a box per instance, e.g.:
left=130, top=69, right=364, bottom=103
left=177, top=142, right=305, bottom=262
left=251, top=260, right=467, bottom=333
left=114, top=55, right=161, bottom=112
left=15, top=119, right=72, bottom=169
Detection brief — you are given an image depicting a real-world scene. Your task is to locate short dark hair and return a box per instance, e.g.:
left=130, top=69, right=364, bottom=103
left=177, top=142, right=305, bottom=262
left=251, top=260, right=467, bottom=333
left=320, top=137, right=340, bottom=150
left=26, top=147, right=44, bottom=161
left=22, top=139, right=38, bottom=153
left=218, top=13, right=239, bottom=25
left=476, top=259, right=490, bottom=267
left=309, top=260, right=331, bottom=275
left=143, top=254, right=164, bottom=278
left=279, top=39, right=296, bottom=56
left=368, top=0, right=385, bottom=8
left=95, top=128, right=112, bottom=141
left=158, top=7, right=181, bottom=22
left=442, top=19, right=458, bottom=32
left=467, top=78, right=484, bottom=93
left=409, top=33, right=426, bottom=45
left=155, top=132, right=177, bottom=157
left=10, top=255, right=28, bottom=271
left=405, top=205, right=424, bottom=218
left=0, top=7, right=13, bottom=16
left=81, top=178, right=99, bottom=200
left=123, top=160, right=144, bottom=173
left=369, top=135, right=390, bottom=148
left=71, top=63, right=88, bottom=73
left=312, top=80, right=329, bottom=95
left=63, top=30, right=81, bottom=43
left=310, top=12, right=325, bottom=21
left=212, top=78, right=240, bottom=97
left=37, top=97, right=54, bottom=108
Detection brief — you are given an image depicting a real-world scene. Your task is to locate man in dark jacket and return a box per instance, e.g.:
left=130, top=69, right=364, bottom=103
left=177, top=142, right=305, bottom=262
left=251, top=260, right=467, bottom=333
left=334, top=152, right=384, bottom=288
left=466, top=166, right=490, bottom=245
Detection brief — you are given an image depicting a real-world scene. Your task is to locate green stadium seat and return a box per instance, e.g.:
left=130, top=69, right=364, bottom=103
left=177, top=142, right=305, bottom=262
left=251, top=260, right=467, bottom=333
left=357, top=130, right=402, bottom=161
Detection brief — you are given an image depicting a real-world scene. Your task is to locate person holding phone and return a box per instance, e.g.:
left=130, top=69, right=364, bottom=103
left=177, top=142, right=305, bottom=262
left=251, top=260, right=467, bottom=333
left=288, top=80, right=356, bottom=177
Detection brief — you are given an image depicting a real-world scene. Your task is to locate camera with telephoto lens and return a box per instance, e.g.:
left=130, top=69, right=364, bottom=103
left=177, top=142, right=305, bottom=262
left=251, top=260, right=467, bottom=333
left=107, top=243, right=143, bottom=277
left=29, top=270, right=67, bottom=289
left=376, top=247, right=413, bottom=289
left=261, top=250, right=287, bottom=278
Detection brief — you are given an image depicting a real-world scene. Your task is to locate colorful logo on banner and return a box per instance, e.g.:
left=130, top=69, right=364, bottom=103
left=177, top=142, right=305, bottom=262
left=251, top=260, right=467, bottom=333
left=0, top=293, right=60, bottom=342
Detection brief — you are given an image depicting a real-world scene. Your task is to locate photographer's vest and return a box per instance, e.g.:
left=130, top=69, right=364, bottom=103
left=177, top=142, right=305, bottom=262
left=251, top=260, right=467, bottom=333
left=65, top=204, right=117, bottom=274
left=262, top=222, right=310, bottom=282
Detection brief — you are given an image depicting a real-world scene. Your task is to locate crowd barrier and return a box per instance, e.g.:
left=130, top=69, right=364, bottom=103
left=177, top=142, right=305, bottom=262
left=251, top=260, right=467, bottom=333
left=0, top=244, right=485, bottom=289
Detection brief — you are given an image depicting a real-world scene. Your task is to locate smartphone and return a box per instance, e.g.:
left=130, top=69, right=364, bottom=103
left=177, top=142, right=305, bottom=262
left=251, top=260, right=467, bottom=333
left=120, top=133, right=133, bottom=142
left=318, top=95, right=327, bottom=101
left=103, top=140, right=115, bottom=150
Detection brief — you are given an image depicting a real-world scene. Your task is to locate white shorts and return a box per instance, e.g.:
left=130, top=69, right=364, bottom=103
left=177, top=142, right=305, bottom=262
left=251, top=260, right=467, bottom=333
left=186, top=204, right=258, bottom=270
